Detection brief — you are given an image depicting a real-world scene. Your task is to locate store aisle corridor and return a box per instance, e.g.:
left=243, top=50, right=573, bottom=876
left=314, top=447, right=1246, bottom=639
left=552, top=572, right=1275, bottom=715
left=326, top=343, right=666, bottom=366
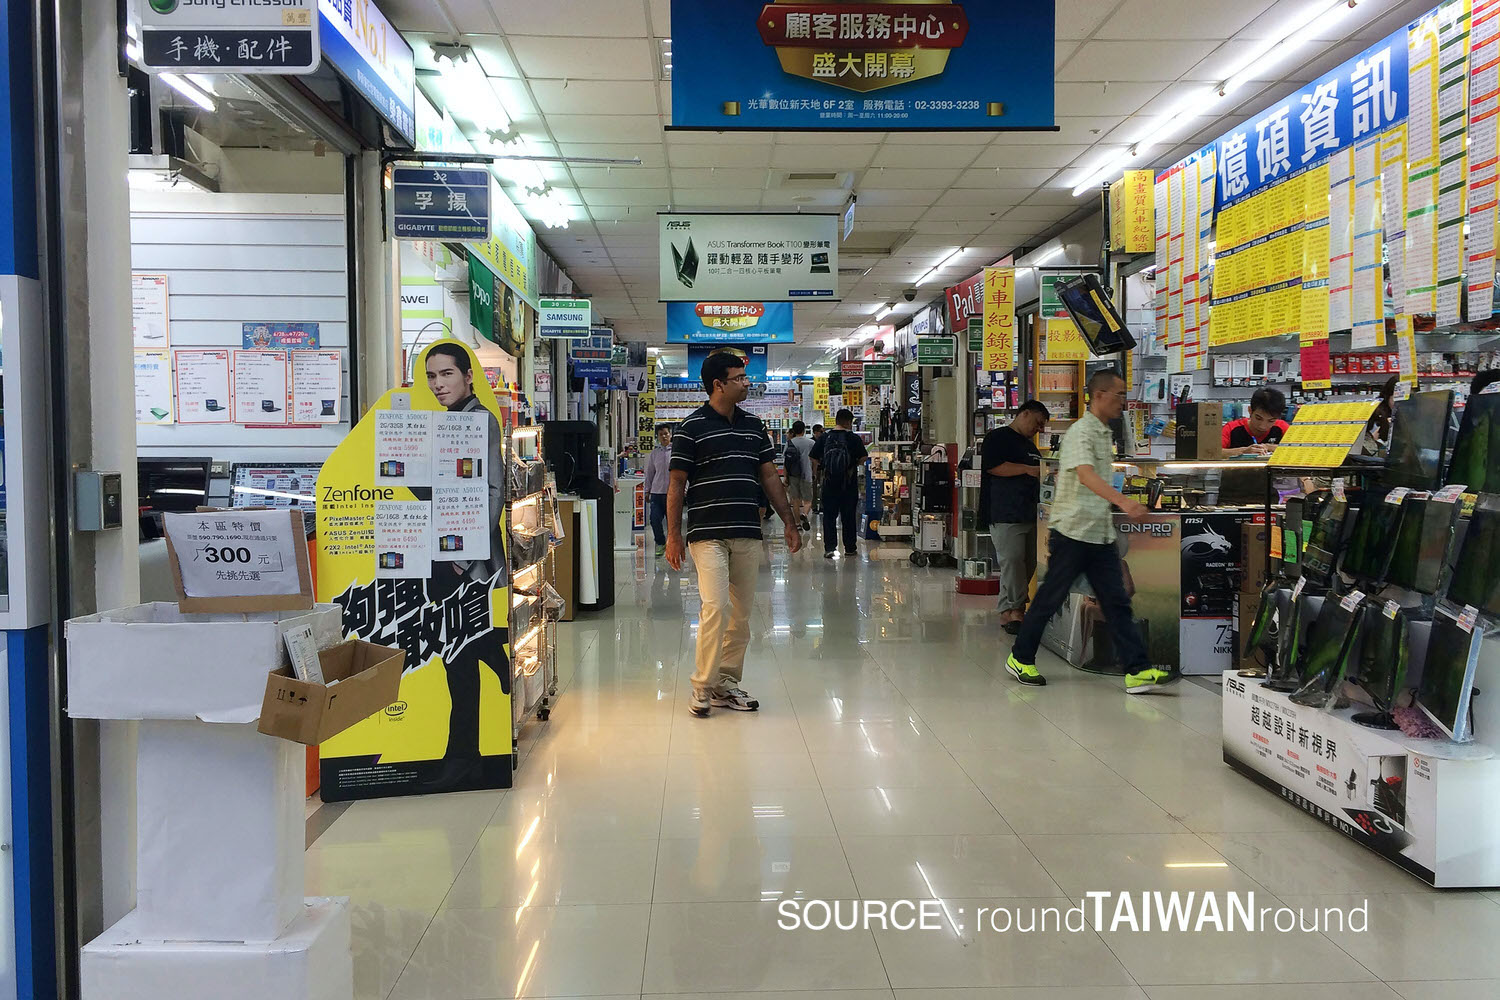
left=306, top=543, right=1500, bottom=1000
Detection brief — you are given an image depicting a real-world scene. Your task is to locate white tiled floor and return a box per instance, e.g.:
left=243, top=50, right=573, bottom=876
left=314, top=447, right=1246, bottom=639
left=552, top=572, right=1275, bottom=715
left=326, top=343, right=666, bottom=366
left=307, top=540, right=1500, bottom=1000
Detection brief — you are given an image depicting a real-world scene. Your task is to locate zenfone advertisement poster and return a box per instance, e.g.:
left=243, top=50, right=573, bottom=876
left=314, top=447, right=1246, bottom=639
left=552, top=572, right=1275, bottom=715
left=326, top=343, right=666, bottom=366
left=316, top=340, right=512, bottom=800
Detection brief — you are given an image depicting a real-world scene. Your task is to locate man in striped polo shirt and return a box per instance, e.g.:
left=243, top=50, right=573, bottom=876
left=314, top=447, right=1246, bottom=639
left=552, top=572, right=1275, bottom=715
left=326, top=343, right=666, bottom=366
left=666, top=351, right=802, bottom=717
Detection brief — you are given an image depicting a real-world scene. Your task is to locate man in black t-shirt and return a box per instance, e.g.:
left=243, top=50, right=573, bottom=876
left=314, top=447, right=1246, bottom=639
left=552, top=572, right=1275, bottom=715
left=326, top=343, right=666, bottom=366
left=981, top=400, right=1050, bottom=632
left=809, top=408, right=870, bottom=558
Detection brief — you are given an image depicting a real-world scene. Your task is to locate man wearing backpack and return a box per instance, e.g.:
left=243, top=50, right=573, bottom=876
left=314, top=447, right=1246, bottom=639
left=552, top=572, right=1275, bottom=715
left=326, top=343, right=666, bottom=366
left=784, top=421, right=815, bottom=531
left=810, top=408, right=868, bottom=559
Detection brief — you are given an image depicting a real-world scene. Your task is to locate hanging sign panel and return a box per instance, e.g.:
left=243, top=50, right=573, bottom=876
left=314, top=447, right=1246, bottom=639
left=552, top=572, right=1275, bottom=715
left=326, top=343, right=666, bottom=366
left=141, top=0, right=320, bottom=74
left=916, top=336, right=956, bottom=366
left=659, top=212, right=839, bottom=301
left=687, top=344, right=770, bottom=383
left=668, top=0, right=1055, bottom=130
left=538, top=298, right=592, bottom=339
left=392, top=167, right=491, bottom=242
left=666, top=301, right=795, bottom=342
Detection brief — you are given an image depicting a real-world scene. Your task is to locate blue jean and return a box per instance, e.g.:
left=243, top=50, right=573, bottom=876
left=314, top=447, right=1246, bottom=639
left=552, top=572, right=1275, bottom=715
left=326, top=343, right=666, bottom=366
left=1012, top=530, right=1149, bottom=673
left=649, top=493, right=668, bottom=545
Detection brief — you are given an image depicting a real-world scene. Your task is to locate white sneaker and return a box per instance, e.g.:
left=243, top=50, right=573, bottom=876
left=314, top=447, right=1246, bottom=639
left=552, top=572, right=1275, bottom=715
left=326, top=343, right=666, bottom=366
left=710, top=687, right=760, bottom=711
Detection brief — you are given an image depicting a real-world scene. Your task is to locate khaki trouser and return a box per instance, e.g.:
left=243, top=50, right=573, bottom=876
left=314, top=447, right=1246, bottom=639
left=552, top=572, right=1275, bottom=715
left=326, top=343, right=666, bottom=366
left=689, top=538, right=761, bottom=694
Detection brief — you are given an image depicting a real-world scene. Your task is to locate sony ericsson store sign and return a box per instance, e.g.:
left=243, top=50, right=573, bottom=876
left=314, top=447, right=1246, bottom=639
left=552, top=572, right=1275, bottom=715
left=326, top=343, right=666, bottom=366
left=659, top=212, right=839, bottom=302
left=317, top=0, right=417, bottom=144
left=139, top=0, right=320, bottom=74
left=668, top=0, right=1055, bottom=130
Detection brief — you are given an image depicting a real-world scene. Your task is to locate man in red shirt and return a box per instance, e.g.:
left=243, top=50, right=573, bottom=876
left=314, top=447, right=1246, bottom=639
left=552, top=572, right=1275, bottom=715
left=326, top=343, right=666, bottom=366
left=1221, top=387, right=1290, bottom=458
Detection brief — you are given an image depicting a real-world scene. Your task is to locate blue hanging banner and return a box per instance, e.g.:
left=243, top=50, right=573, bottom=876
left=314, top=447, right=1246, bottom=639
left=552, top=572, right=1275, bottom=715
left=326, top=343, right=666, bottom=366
left=392, top=167, right=490, bottom=241
left=666, top=301, right=795, bottom=343
left=1212, top=27, right=1408, bottom=206
left=317, top=0, right=416, bottom=144
left=668, top=0, right=1055, bottom=131
left=687, top=344, right=770, bottom=382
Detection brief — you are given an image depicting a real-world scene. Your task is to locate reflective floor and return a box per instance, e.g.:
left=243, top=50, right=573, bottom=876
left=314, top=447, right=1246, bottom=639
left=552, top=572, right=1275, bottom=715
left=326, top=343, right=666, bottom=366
left=307, top=539, right=1500, bottom=1000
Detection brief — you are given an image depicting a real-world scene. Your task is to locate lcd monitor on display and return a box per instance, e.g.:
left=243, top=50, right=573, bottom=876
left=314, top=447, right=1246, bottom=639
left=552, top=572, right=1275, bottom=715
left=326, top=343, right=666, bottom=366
left=1341, top=486, right=1406, bottom=583
left=1417, top=606, right=1485, bottom=742
left=1385, top=496, right=1458, bottom=596
left=1302, top=495, right=1353, bottom=587
left=1055, top=273, right=1138, bottom=355
left=1265, top=593, right=1311, bottom=693
left=137, top=458, right=212, bottom=514
left=1447, top=385, right=1500, bottom=493
left=1291, top=596, right=1367, bottom=708
left=1384, top=390, right=1454, bottom=491
left=1448, top=494, right=1500, bottom=617
left=1352, top=603, right=1408, bottom=730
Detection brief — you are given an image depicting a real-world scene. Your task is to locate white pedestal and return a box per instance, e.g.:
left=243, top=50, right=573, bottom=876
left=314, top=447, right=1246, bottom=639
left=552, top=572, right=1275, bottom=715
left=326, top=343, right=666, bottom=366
left=1222, top=671, right=1500, bottom=887
left=66, top=604, right=351, bottom=999
left=615, top=475, right=643, bottom=550
left=81, top=898, right=352, bottom=1000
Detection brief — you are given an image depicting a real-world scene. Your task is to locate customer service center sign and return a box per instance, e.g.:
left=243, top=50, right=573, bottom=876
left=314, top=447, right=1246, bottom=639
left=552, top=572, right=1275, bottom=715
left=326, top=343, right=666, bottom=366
left=668, top=0, right=1055, bottom=130
left=659, top=212, right=839, bottom=301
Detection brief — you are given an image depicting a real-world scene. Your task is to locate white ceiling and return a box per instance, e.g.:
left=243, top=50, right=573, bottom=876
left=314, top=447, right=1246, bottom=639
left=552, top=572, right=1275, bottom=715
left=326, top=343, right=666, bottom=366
left=383, top=0, right=1436, bottom=372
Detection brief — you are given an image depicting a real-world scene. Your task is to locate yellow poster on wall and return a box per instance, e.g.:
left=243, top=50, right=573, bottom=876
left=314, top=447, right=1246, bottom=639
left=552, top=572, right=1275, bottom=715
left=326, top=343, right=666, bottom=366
left=316, top=339, right=512, bottom=800
left=814, top=376, right=830, bottom=413
left=982, top=266, right=1016, bottom=371
left=1109, top=170, right=1155, bottom=253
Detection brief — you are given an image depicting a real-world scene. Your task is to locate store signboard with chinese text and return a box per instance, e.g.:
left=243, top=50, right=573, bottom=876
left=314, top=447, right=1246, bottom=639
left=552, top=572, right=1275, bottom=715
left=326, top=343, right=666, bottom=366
left=1109, top=170, right=1155, bottom=252
left=1213, top=28, right=1408, bottom=206
left=864, top=360, right=895, bottom=386
left=392, top=167, right=490, bottom=241
left=916, top=336, right=956, bottom=366
left=982, top=266, right=1016, bottom=371
left=946, top=270, right=984, bottom=329
left=467, top=177, right=538, bottom=306
left=141, top=0, right=319, bottom=74
left=570, top=330, right=613, bottom=381
left=668, top=0, right=1054, bottom=130
left=317, top=0, right=416, bottom=144
left=243, top=322, right=319, bottom=351
left=538, top=298, right=592, bottom=339
left=659, top=212, right=839, bottom=301
left=665, top=301, right=795, bottom=342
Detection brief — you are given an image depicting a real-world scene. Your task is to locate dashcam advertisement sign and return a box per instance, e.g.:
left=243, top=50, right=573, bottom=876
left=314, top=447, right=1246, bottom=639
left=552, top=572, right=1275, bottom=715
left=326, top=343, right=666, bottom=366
left=659, top=212, right=839, bottom=302
left=140, top=0, right=320, bottom=74
left=668, top=0, right=1055, bottom=131
left=666, top=301, right=795, bottom=342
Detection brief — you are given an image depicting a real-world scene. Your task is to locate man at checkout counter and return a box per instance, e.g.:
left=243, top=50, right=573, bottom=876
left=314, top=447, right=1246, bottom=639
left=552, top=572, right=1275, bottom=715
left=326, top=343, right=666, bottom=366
left=1220, top=387, right=1290, bottom=457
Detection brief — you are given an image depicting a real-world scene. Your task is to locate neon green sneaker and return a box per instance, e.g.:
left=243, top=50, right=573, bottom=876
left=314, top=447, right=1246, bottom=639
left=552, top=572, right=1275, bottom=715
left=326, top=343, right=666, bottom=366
left=1124, top=667, right=1182, bottom=694
left=1005, top=654, right=1047, bottom=687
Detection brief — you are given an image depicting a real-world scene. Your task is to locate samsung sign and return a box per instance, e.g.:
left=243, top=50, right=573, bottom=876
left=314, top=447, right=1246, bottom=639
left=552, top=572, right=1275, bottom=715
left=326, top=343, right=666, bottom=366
left=538, top=298, right=592, bottom=339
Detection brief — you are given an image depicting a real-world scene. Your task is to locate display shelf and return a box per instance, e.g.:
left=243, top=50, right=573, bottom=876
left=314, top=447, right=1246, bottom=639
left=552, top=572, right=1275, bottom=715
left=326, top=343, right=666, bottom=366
left=507, top=425, right=560, bottom=736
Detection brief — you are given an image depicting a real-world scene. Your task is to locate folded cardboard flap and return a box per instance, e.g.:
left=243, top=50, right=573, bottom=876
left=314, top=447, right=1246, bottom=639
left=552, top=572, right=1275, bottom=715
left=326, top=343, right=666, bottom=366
left=258, top=640, right=404, bottom=745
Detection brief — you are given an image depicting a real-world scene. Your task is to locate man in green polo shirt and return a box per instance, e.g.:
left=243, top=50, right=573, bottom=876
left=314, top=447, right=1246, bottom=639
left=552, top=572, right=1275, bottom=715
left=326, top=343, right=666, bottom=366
left=1005, top=369, right=1180, bottom=694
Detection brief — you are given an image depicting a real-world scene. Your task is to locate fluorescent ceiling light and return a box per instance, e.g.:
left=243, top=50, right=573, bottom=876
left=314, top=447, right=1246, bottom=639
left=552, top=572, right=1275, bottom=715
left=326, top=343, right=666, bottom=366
left=433, top=46, right=511, bottom=135
left=915, top=247, right=963, bottom=286
left=874, top=304, right=892, bottom=320
left=158, top=73, right=216, bottom=112
left=1031, top=246, right=1065, bottom=266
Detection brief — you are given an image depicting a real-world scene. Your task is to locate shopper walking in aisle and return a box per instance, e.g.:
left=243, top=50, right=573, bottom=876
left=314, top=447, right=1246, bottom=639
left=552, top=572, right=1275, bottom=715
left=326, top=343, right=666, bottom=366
left=811, top=423, right=826, bottom=514
left=1006, top=370, right=1179, bottom=694
left=810, top=408, right=869, bottom=559
left=643, top=422, right=674, bottom=558
left=784, top=420, right=815, bottom=531
left=666, top=351, right=801, bottom=717
left=982, top=400, right=1050, bottom=634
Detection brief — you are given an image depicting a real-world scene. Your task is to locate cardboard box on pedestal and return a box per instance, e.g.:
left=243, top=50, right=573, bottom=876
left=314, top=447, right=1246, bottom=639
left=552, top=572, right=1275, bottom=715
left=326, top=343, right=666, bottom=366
left=1175, top=402, right=1224, bottom=460
left=259, top=640, right=404, bottom=745
left=81, top=898, right=352, bottom=1000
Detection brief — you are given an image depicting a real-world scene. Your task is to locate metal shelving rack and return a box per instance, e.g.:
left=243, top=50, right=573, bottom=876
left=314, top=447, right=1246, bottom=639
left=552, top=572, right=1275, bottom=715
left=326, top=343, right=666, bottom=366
left=508, top=424, right=560, bottom=744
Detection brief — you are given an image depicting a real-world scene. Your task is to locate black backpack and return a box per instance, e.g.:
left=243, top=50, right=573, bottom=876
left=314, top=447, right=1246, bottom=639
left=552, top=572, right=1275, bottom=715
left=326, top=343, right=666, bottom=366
left=822, top=431, right=853, bottom=485
left=783, top=438, right=804, bottom=478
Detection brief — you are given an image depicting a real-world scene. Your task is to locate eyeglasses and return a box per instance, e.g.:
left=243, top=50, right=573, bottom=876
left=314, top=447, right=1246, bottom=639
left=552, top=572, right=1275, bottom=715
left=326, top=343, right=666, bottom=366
left=725, top=374, right=752, bottom=384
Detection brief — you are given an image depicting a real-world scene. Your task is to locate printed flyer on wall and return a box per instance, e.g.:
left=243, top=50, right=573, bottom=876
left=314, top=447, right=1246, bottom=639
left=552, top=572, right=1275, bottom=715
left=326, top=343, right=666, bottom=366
left=291, top=350, right=343, bottom=424
left=173, top=349, right=232, bottom=424
left=233, top=350, right=289, bottom=424
left=134, top=349, right=173, bottom=425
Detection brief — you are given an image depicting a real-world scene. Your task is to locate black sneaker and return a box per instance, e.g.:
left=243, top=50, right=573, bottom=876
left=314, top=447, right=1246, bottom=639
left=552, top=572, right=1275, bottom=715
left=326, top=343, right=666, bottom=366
left=711, top=687, right=759, bottom=711
left=800, top=517, right=811, bottom=531
left=824, top=550, right=836, bottom=559
left=844, top=549, right=857, bottom=557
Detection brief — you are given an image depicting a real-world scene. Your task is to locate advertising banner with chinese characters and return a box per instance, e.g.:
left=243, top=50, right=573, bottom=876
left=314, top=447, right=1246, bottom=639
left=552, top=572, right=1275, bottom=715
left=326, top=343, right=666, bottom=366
left=945, top=270, right=984, bottom=330
left=1108, top=170, right=1155, bottom=253
left=1216, top=29, right=1408, bottom=206
left=470, top=177, right=539, bottom=307
left=316, top=340, right=511, bottom=800
left=981, top=266, right=1015, bottom=372
left=813, top=376, right=830, bottom=413
left=668, top=0, right=1055, bottom=131
left=141, top=0, right=319, bottom=74
left=243, top=321, right=320, bottom=351
left=318, top=0, right=416, bottom=144
left=666, top=301, right=795, bottom=342
left=392, top=167, right=490, bottom=242
left=659, top=212, right=838, bottom=301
